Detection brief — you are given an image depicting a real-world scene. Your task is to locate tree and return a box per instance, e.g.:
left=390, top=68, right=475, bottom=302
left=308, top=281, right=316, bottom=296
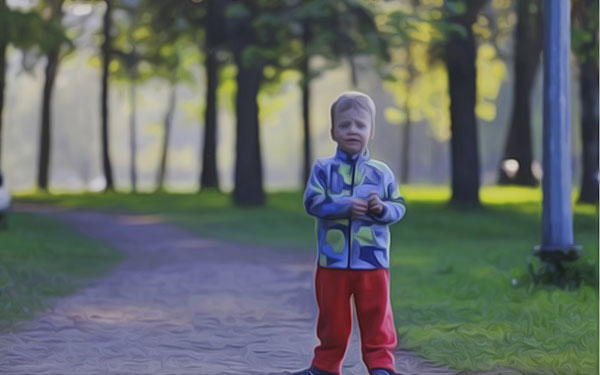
left=0, top=0, right=8, bottom=172
left=383, top=0, right=502, bottom=191
left=226, top=1, right=300, bottom=205
left=236, top=0, right=388, bottom=190
left=441, top=0, right=488, bottom=206
left=142, top=1, right=197, bottom=191
left=145, top=0, right=228, bottom=191
left=397, top=60, right=416, bottom=184
left=572, top=0, right=599, bottom=204
left=37, top=0, right=73, bottom=191
left=100, top=0, right=115, bottom=191
left=0, top=2, right=69, bottom=183
left=111, top=0, right=192, bottom=192
left=110, top=0, right=165, bottom=192
left=1, top=2, right=48, bottom=170
left=153, top=42, right=193, bottom=192
left=380, top=2, right=429, bottom=184
left=287, top=0, right=389, bottom=185
left=497, top=0, right=542, bottom=186
left=111, top=0, right=143, bottom=192
left=155, top=76, right=176, bottom=191
left=199, top=0, right=227, bottom=191
left=226, top=1, right=266, bottom=205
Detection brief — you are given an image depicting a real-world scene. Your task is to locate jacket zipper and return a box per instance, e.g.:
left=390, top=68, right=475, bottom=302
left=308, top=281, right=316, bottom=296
left=347, top=160, right=357, bottom=269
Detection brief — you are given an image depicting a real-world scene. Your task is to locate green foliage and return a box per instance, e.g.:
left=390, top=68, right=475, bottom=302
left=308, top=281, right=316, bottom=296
left=0, top=2, right=70, bottom=54
left=103, top=0, right=200, bottom=88
left=572, top=0, right=599, bottom=65
left=110, top=1, right=154, bottom=82
left=217, top=63, right=238, bottom=113
left=225, top=2, right=250, bottom=19
left=218, top=0, right=389, bottom=88
left=380, top=1, right=456, bottom=140
left=289, top=0, right=390, bottom=75
left=0, top=213, right=122, bottom=333
left=382, top=0, right=508, bottom=141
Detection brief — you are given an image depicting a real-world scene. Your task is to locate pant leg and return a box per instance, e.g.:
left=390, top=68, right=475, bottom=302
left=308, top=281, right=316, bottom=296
left=353, top=269, right=397, bottom=372
left=312, top=267, right=353, bottom=374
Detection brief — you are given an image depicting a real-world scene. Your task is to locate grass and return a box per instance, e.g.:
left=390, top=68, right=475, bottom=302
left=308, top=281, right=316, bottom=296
left=17, top=189, right=316, bottom=251
left=386, top=187, right=598, bottom=375
left=0, top=213, right=123, bottom=332
left=17, top=186, right=599, bottom=374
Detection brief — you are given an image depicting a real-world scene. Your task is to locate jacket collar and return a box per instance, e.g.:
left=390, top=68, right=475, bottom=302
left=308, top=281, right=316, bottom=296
left=335, top=146, right=370, bottom=164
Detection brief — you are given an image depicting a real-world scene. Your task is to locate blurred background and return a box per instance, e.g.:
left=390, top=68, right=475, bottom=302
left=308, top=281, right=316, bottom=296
left=1, top=0, right=597, bottom=203
left=0, top=1, right=599, bottom=374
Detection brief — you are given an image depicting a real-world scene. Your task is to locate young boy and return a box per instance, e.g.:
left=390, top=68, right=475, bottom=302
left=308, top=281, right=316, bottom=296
left=295, top=92, right=406, bottom=375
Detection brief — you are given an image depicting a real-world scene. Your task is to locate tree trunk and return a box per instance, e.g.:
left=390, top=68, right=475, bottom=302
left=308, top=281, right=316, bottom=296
left=400, top=110, right=411, bottom=184
left=301, top=73, right=312, bottom=186
left=498, top=0, right=541, bottom=185
left=233, top=58, right=264, bottom=206
left=129, top=82, right=137, bottom=192
left=349, top=56, right=358, bottom=87
left=444, top=5, right=484, bottom=206
left=0, top=37, right=5, bottom=171
left=37, top=0, right=65, bottom=191
left=0, top=0, right=6, bottom=170
left=200, top=50, right=219, bottom=190
left=37, top=48, right=59, bottom=191
left=400, top=61, right=416, bottom=185
left=300, top=30, right=312, bottom=185
left=577, top=59, right=599, bottom=203
left=199, top=0, right=220, bottom=191
left=156, top=85, right=176, bottom=191
left=101, top=0, right=114, bottom=191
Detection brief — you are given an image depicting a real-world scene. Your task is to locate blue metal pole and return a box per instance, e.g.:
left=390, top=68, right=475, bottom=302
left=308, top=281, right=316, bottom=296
left=536, top=0, right=580, bottom=261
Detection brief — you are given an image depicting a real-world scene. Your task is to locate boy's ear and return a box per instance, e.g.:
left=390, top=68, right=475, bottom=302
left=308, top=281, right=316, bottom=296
left=370, top=124, right=375, bottom=140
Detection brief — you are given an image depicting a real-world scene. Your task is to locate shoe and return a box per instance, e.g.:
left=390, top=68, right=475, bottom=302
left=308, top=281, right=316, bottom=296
left=369, top=369, right=399, bottom=375
left=290, top=366, right=337, bottom=375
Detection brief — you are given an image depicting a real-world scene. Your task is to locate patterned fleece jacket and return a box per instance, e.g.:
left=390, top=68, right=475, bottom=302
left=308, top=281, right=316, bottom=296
left=303, top=147, right=406, bottom=270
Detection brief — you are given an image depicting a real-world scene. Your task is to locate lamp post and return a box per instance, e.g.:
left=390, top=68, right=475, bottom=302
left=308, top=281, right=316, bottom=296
left=534, top=0, right=581, bottom=267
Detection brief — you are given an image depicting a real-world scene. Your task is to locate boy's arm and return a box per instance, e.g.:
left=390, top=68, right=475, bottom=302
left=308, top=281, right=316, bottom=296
left=366, top=168, right=406, bottom=225
left=303, top=162, right=352, bottom=220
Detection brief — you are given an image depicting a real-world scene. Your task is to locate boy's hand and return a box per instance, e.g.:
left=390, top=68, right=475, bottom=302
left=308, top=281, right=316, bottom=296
left=367, top=191, right=384, bottom=215
left=350, top=198, right=369, bottom=217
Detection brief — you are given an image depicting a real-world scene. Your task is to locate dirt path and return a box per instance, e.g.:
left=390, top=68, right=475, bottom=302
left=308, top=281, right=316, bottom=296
left=1, top=204, right=456, bottom=375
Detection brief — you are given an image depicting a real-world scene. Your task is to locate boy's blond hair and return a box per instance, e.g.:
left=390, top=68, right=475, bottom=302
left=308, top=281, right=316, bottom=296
left=330, top=91, right=376, bottom=135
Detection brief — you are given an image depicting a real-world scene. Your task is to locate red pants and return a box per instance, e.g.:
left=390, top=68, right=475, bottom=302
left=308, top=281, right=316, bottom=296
left=311, top=267, right=397, bottom=374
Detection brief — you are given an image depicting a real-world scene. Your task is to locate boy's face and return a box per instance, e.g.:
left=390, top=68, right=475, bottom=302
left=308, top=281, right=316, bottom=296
left=331, top=107, right=373, bottom=155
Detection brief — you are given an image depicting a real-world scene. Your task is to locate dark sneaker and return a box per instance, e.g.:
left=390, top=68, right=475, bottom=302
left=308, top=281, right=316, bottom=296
left=369, top=369, right=399, bottom=375
left=290, top=366, right=337, bottom=375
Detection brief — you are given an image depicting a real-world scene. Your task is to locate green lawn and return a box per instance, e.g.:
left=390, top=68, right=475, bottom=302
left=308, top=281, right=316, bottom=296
left=17, top=186, right=599, bottom=374
left=0, top=213, right=123, bottom=332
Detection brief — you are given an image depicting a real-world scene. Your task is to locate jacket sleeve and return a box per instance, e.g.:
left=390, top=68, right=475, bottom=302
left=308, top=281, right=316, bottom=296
left=366, top=167, right=406, bottom=225
left=303, top=161, right=352, bottom=220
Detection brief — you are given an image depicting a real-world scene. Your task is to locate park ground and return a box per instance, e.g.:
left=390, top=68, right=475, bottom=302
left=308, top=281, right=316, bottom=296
left=1, top=186, right=598, bottom=374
